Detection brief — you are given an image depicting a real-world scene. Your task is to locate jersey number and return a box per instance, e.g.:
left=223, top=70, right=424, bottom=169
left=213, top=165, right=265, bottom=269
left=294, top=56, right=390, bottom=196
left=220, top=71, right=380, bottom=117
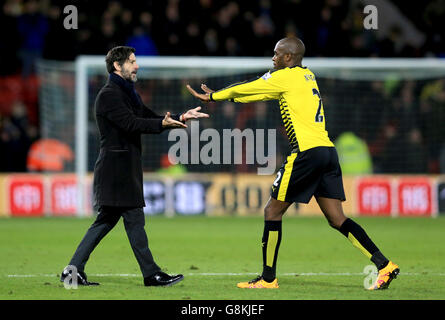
left=312, top=88, right=324, bottom=123
left=273, top=171, right=282, bottom=187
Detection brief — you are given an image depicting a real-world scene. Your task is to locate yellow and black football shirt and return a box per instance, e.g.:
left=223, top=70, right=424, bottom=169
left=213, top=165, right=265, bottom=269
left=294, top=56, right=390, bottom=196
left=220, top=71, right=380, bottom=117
left=210, top=65, right=334, bottom=152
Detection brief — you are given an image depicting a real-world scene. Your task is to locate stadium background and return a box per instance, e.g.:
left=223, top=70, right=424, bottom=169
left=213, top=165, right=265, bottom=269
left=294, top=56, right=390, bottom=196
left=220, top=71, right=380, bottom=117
left=0, top=0, right=444, bottom=218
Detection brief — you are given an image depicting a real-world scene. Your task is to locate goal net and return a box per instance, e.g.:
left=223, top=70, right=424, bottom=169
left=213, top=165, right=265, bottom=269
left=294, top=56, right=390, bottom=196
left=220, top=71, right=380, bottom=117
left=37, top=57, right=445, bottom=214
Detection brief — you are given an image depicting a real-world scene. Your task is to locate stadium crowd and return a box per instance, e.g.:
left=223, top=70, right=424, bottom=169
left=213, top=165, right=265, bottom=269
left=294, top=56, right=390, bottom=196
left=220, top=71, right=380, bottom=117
left=0, top=0, right=445, bottom=173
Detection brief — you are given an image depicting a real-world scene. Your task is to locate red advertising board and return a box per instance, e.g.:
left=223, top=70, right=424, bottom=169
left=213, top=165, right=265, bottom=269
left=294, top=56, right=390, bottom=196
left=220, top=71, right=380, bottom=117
left=50, top=176, right=77, bottom=216
left=9, top=176, right=44, bottom=217
left=398, top=178, right=432, bottom=216
left=357, top=178, right=392, bottom=216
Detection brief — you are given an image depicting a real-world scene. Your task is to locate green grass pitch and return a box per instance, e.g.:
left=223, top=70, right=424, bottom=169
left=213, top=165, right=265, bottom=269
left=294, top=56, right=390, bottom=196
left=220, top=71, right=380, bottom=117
left=0, top=215, right=444, bottom=300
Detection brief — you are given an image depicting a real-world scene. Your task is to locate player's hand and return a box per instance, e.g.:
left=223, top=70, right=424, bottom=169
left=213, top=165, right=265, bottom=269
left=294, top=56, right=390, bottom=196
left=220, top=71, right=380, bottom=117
left=181, top=106, right=210, bottom=122
left=162, top=112, right=187, bottom=128
left=186, top=84, right=211, bottom=102
left=200, top=84, right=215, bottom=94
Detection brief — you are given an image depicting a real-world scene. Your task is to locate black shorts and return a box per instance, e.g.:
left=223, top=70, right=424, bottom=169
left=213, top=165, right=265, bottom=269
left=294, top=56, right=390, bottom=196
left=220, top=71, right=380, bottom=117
left=270, top=146, right=346, bottom=204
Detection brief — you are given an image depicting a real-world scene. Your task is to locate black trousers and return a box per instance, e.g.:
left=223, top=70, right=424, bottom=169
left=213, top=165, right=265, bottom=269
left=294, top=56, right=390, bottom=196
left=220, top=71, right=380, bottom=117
left=68, top=206, right=161, bottom=278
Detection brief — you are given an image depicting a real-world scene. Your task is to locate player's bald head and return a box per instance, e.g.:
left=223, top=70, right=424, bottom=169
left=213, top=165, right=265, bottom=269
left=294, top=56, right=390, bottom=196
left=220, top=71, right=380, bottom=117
left=272, top=37, right=306, bottom=69
left=275, top=37, right=305, bottom=66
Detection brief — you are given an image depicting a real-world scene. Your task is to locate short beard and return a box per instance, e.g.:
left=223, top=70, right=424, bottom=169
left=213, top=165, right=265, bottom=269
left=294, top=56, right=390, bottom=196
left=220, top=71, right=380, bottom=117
left=122, top=68, right=137, bottom=83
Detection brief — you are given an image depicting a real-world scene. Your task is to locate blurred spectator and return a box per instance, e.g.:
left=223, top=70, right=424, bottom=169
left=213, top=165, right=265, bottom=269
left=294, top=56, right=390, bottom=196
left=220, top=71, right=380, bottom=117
left=158, top=0, right=182, bottom=54
left=0, top=1, right=21, bottom=75
left=215, top=101, right=237, bottom=173
left=96, top=13, right=122, bottom=53
left=182, top=21, right=206, bottom=56
left=157, top=153, right=187, bottom=176
left=440, top=144, right=445, bottom=174
left=42, top=4, right=77, bottom=61
left=250, top=15, right=275, bottom=56
left=244, top=101, right=270, bottom=130
left=27, top=138, right=74, bottom=172
left=216, top=101, right=237, bottom=132
left=17, top=0, right=49, bottom=77
left=314, top=0, right=349, bottom=57
left=379, top=25, right=405, bottom=57
left=0, top=101, right=37, bottom=172
left=126, top=26, right=158, bottom=56
left=203, top=29, right=221, bottom=55
left=423, top=0, right=445, bottom=57
left=335, top=131, right=373, bottom=174
left=117, top=8, right=134, bottom=40
left=419, top=78, right=445, bottom=173
left=379, top=81, right=427, bottom=173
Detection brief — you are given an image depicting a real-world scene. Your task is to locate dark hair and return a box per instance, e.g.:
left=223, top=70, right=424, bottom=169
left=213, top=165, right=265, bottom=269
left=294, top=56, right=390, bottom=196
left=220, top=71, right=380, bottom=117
left=105, top=46, right=136, bottom=74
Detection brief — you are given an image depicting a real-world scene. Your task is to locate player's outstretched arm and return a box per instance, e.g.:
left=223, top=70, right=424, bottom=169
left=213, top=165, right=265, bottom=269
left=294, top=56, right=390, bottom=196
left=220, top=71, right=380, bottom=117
left=197, top=83, right=278, bottom=103
left=189, top=70, right=285, bottom=103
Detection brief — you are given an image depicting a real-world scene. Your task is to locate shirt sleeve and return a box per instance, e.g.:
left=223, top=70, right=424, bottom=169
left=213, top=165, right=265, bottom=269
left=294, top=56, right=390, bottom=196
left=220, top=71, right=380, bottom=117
left=232, top=92, right=280, bottom=103
left=210, top=70, right=287, bottom=102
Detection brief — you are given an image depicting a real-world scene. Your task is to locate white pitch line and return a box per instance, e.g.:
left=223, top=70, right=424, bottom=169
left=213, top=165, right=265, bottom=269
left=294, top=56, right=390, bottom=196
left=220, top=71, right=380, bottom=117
left=6, top=272, right=445, bottom=278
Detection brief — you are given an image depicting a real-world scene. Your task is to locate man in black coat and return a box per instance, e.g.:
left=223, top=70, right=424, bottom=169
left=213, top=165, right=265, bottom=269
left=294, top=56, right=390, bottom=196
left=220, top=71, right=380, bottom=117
left=60, top=46, right=208, bottom=287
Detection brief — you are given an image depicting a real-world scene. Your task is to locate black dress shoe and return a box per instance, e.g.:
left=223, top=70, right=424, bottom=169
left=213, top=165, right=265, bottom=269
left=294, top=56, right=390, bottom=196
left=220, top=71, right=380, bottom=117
left=144, top=271, right=184, bottom=287
left=60, top=267, right=100, bottom=286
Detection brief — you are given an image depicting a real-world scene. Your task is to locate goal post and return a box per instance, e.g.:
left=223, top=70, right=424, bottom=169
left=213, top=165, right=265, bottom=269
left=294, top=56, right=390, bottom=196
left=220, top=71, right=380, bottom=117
left=53, top=56, right=445, bottom=216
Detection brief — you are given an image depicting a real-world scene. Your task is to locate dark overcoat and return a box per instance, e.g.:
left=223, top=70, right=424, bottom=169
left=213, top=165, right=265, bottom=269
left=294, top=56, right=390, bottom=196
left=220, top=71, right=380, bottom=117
left=93, top=73, right=182, bottom=208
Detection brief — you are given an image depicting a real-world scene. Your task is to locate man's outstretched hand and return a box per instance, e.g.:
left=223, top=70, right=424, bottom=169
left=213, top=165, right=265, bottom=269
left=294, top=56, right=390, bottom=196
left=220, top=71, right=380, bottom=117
left=181, top=106, right=210, bottom=122
left=162, top=112, right=187, bottom=128
left=186, top=84, right=215, bottom=102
